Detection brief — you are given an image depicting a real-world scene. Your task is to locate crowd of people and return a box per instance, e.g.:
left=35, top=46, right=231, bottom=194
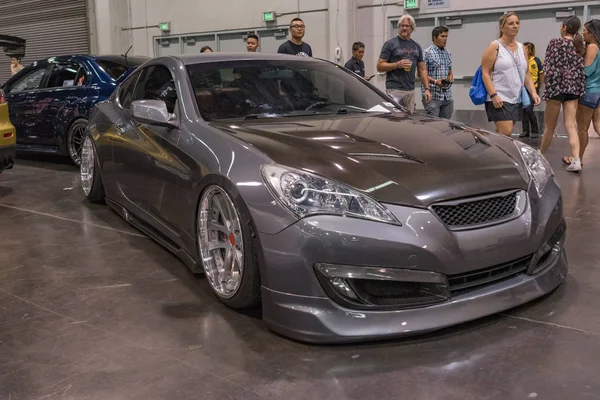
left=372, top=13, right=600, bottom=174
left=6, top=12, right=599, bottom=173
left=476, top=12, right=600, bottom=173
left=199, top=13, right=600, bottom=173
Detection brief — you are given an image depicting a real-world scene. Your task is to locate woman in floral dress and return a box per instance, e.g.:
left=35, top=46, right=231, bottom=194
left=540, top=16, right=586, bottom=172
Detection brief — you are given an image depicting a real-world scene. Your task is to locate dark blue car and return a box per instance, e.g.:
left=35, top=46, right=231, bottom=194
left=0, top=54, right=150, bottom=165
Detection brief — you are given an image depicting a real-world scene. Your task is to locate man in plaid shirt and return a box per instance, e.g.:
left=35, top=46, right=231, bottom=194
left=421, top=26, right=454, bottom=119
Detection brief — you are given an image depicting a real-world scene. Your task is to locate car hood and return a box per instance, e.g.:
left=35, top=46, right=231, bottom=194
left=212, top=112, right=529, bottom=208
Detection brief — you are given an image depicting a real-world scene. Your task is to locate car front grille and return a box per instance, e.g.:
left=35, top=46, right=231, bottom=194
left=431, top=190, right=519, bottom=229
left=448, top=254, right=533, bottom=296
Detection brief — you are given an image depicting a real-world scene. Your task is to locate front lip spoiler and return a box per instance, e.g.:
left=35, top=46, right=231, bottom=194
left=261, top=248, right=568, bottom=344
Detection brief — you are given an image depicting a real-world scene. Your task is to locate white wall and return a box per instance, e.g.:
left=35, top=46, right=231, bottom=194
left=91, top=0, right=362, bottom=66
left=93, top=0, right=131, bottom=55
left=355, top=0, right=595, bottom=107
left=90, top=0, right=598, bottom=114
left=420, top=0, right=582, bottom=12
left=128, top=0, right=331, bottom=59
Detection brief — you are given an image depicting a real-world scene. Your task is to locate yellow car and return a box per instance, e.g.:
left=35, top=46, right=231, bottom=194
left=0, top=89, right=16, bottom=173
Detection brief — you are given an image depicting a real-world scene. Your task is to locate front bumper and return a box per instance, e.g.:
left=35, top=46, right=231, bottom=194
left=258, top=181, right=567, bottom=343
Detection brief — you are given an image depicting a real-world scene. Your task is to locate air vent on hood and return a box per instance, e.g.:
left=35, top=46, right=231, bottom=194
left=348, top=153, right=422, bottom=163
left=349, top=142, right=424, bottom=164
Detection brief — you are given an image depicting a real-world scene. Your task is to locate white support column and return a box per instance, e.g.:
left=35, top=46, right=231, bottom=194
left=328, top=0, right=355, bottom=65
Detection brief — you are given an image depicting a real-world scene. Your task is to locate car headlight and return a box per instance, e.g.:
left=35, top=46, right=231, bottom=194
left=514, top=141, right=554, bottom=197
left=261, top=164, right=400, bottom=225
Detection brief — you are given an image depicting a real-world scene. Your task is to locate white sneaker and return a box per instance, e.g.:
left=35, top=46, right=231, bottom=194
left=567, top=159, right=582, bottom=172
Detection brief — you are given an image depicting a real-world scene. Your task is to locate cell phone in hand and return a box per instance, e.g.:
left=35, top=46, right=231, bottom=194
left=441, top=79, right=453, bottom=89
left=365, top=74, right=376, bottom=81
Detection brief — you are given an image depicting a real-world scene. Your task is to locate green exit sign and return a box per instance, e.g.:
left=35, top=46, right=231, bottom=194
left=159, top=22, right=171, bottom=32
left=404, top=0, right=419, bottom=9
left=263, top=11, right=276, bottom=22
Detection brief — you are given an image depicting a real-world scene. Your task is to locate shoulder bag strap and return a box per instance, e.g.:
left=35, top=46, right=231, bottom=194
left=498, top=40, right=525, bottom=87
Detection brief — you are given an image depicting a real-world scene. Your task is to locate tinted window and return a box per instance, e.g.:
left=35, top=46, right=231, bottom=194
left=185, top=59, right=392, bottom=121
left=117, top=70, right=141, bottom=109
left=46, top=62, right=87, bottom=88
left=132, top=65, right=178, bottom=114
left=9, top=67, right=47, bottom=93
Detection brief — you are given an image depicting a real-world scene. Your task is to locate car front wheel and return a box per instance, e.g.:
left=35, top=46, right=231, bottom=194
left=80, top=135, right=105, bottom=204
left=197, top=184, right=261, bottom=309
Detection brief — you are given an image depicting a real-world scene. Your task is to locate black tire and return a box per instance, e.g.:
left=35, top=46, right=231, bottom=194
left=80, top=135, right=105, bottom=204
left=67, top=119, right=88, bottom=166
left=197, top=183, right=261, bottom=309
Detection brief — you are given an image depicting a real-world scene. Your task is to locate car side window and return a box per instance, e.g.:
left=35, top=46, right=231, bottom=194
left=46, top=62, right=86, bottom=88
left=117, top=70, right=141, bottom=109
left=8, top=67, right=47, bottom=93
left=132, top=65, right=178, bottom=114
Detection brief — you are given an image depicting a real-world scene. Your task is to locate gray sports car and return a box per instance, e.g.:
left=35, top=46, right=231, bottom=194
left=81, top=53, right=567, bottom=344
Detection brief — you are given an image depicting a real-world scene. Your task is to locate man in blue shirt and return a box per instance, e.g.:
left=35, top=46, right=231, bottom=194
left=377, top=14, right=431, bottom=112
left=422, top=25, right=454, bottom=119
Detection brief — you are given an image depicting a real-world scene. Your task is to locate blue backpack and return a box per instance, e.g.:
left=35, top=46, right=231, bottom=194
left=470, top=43, right=501, bottom=106
left=469, top=66, right=487, bottom=105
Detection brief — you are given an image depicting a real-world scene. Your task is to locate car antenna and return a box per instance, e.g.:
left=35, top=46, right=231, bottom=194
left=121, top=45, right=133, bottom=66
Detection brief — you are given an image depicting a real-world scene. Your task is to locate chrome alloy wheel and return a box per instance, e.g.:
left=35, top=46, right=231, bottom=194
left=80, top=136, right=95, bottom=197
left=198, top=186, right=244, bottom=298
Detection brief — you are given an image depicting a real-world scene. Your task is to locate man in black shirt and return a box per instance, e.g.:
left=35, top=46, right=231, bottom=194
left=377, top=14, right=431, bottom=112
left=277, top=17, right=313, bottom=57
left=344, top=41, right=373, bottom=81
left=246, top=34, right=259, bottom=52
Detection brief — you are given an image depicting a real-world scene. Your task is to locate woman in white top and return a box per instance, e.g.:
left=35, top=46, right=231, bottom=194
left=481, top=12, right=541, bottom=136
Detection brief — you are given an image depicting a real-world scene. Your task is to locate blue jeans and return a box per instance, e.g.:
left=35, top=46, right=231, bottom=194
left=579, top=91, right=600, bottom=109
left=423, top=98, right=454, bottom=119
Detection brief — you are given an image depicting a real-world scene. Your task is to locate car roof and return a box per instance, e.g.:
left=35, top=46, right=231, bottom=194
left=33, top=54, right=150, bottom=64
left=91, top=55, right=152, bottom=65
left=171, top=52, right=323, bottom=65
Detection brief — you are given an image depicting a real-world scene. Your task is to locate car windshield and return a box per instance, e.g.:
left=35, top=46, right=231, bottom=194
left=95, top=58, right=146, bottom=80
left=185, top=59, right=395, bottom=121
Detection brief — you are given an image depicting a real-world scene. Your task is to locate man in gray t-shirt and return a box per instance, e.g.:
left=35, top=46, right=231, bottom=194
left=377, top=14, right=431, bottom=112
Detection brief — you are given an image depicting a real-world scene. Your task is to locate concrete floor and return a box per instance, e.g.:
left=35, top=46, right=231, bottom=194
left=1, top=137, right=599, bottom=400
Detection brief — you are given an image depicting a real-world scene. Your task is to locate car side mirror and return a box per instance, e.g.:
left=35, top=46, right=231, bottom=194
left=131, top=99, right=177, bottom=128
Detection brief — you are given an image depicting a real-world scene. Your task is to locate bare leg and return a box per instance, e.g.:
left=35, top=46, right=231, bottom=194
left=494, top=120, right=514, bottom=137
left=563, top=100, right=580, bottom=158
left=593, top=106, right=600, bottom=137
left=563, top=100, right=581, bottom=172
left=540, top=100, right=561, bottom=154
left=576, top=104, right=594, bottom=160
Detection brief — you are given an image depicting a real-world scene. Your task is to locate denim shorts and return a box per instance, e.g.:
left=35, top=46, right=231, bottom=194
left=579, top=91, right=600, bottom=109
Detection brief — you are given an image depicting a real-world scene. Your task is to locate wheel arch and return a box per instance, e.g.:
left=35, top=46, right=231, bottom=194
left=193, top=173, right=268, bottom=282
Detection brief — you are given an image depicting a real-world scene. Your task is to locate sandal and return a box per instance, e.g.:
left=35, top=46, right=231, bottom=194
left=562, top=156, right=583, bottom=167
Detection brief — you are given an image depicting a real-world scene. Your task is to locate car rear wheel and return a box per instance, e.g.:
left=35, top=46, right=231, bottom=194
left=67, top=119, right=87, bottom=166
left=197, top=184, right=261, bottom=309
left=80, top=135, right=105, bottom=204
